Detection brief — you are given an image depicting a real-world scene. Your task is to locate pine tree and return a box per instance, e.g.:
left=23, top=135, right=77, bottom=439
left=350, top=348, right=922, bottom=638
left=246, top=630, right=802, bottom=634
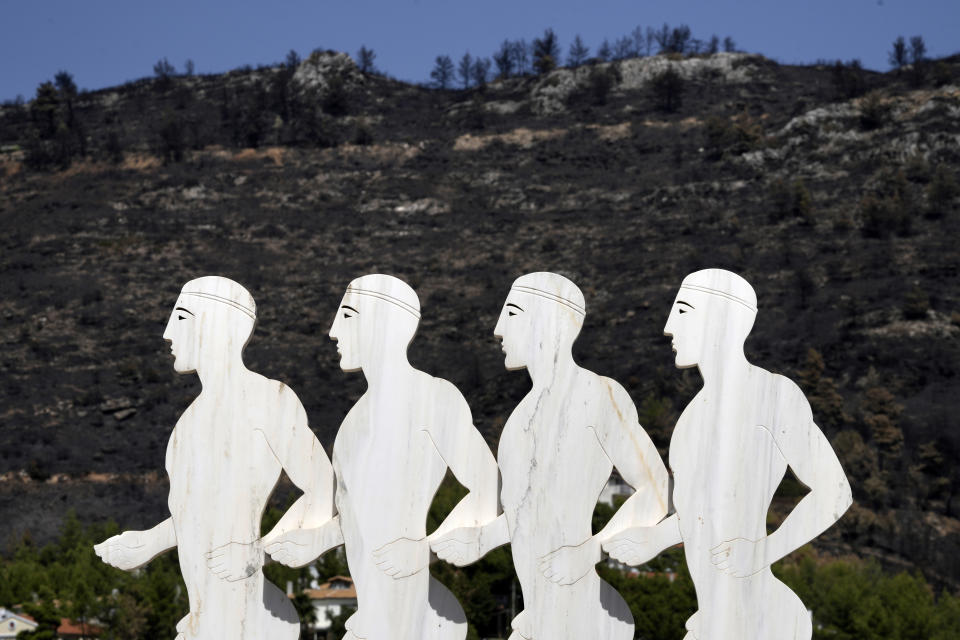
left=533, top=28, right=560, bottom=74
left=471, top=57, right=492, bottom=88
left=285, top=49, right=301, bottom=70
left=356, top=46, right=376, bottom=74
left=889, top=36, right=908, bottom=70
left=567, top=35, right=589, bottom=67
left=430, top=55, right=455, bottom=89
left=510, top=39, right=530, bottom=75
left=597, top=38, right=612, bottom=62
left=493, top=40, right=514, bottom=78
left=458, top=52, right=473, bottom=89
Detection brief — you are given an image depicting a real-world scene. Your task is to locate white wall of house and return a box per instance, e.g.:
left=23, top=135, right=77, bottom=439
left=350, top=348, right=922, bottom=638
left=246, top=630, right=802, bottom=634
left=0, top=608, right=38, bottom=638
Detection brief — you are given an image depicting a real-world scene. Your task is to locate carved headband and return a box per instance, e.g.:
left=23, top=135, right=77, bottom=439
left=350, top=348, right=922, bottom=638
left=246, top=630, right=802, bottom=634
left=679, top=283, right=757, bottom=313
left=345, top=286, right=421, bottom=319
left=181, top=291, right=257, bottom=320
left=511, top=285, right=586, bottom=317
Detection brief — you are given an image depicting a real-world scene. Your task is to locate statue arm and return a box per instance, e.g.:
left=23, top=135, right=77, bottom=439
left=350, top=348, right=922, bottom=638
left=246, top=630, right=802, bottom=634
left=147, top=517, right=178, bottom=552
left=424, top=382, right=500, bottom=540
left=592, top=379, right=671, bottom=545
left=94, top=517, right=177, bottom=570
left=760, top=388, right=852, bottom=567
left=260, top=388, right=336, bottom=548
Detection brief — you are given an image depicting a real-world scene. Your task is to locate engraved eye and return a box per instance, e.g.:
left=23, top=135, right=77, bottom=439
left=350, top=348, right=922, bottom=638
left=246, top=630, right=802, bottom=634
left=178, top=315, right=186, bottom=320
left=679, top=309, right=687, bottom=314
left=508, top=311, right=516, bottom=317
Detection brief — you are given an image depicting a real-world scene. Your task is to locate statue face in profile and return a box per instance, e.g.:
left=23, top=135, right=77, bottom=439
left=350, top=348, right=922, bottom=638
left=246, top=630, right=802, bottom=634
left=328, top=275, right=422, bottom=376
left=163, top=298, right=200, bottom=374
left=493, top=294, right=533, bottom=371
left=161, top=281, right=256, bottom=377
left=328, top=297, right=363, bottom=373
left=664, top=271, right=758, bottom=371
left=663, top=293, right=706, bottom=370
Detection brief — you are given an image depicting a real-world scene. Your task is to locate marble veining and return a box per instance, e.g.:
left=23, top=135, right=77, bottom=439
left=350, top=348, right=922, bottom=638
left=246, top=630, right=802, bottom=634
left=94, top=276, right=334, bottom=640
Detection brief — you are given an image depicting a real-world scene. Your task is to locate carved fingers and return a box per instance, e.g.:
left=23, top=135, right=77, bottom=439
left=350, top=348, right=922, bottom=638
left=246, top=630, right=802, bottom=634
left=373, top=537, right=429, bottom=578
left=538, top=539, right=599, bottom=585
left=602, top=528, right=658, bottom=566
left=710, top=537, right=766, bottom=578
left=93, top=530, right=148, bottom=570
left=205, top=541, right=263, bottom=582
left=264, top=529, right=321, bottom=568
left=429, top=527, right=483, bottom=566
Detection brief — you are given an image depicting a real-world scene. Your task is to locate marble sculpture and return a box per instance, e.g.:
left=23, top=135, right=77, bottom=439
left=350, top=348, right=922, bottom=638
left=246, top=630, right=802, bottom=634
left=93, top=276, right=334, bottom=640
left=266, top=274, right=500, bottom=640
left=92, top=269, right=853, bottom=640
left=603, top=269, right=853, bottom=640
left=432, top=272, right=671, bottom=640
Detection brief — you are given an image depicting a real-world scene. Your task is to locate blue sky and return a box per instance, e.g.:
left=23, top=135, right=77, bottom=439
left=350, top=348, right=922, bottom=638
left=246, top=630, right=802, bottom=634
left=2, top=0, right=958, bottom=101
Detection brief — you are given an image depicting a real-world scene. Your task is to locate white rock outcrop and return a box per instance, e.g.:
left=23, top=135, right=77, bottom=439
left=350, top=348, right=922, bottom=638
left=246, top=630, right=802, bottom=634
left=530, top=53, right=767, bottom=115
left=292, top=51, right=363, bottom=93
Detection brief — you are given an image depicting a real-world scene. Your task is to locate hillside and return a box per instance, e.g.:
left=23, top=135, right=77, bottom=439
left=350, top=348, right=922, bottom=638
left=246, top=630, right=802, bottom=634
left=1, top=50, right=959, bottom=589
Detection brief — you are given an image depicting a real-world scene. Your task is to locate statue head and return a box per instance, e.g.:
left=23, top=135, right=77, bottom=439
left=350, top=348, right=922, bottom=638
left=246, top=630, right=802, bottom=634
left=162, top=276, right=257, bottom=374
left=663, top=268, right=757, bottom=370
left=494, top=272, right=585, bottom=371
left=328, top=274, right=420, bottom=373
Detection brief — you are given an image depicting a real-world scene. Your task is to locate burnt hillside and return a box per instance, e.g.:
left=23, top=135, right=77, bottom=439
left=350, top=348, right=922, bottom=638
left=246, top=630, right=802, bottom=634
left=1, top=51, right=959, bottom=587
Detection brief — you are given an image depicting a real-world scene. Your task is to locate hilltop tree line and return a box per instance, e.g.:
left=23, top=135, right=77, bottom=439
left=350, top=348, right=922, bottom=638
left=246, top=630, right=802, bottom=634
left=0, top=28, right=948, bottom=173
left=428, top=23, right=737, bottom=89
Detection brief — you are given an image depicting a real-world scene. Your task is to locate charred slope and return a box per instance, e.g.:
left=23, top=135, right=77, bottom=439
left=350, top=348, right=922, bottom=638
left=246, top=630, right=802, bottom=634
left=1, top=52, right=959, bottom=587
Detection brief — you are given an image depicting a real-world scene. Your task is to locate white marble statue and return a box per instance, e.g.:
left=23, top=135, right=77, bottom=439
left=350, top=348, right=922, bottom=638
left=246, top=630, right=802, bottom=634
left=93, top=276, right=334, bottom=640
left=431, top=272, right=671, bottom=640
left=266, top=274, right=500, bottom=640
left=603, top=269, right=854, bottom=640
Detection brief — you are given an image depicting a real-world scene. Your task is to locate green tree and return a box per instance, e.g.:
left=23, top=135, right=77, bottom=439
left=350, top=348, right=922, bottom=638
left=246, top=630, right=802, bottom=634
left=567, top=35, right=589, bottom=67
left=533, top=28, right=560, bottom=74
left=706, top=34, right=720, bottom=54
left=291, top=591, right=317, bottom=637
left=797, top=349, right=851, bottom=430
left=493, top=40, right=514, bottom=79
left=285, top=49, right=301, bottom=69
left=908, top=35, right=927, bottom=86
left=613, top=36, right=634, bottom=60
left=356, top=46, right=376, bottom=74
left=889, top=36, right=908, bottom=71
left=106, top=593, right=148, bottom=640
left=509, top=39, right=530, bottom=75
left=53, top=70, right=77, bottom=100
left=31, top=81, right=60, bottom=138
left=471, top=57, right=491, bottom=88
left=458, top=52, right=473, bottom=89
left=655, top=23, right=693, bottom=54
left=861, top=386, right=904, bottom=477
left=20, top=587, right=61, bottom=640
left=430, top=55, right=455, bottom=89
left=776, top=552, right=960, bottom=639
left=153, top=57, right=176, bottom=90
left=597, top=38, right=612, bottom=61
